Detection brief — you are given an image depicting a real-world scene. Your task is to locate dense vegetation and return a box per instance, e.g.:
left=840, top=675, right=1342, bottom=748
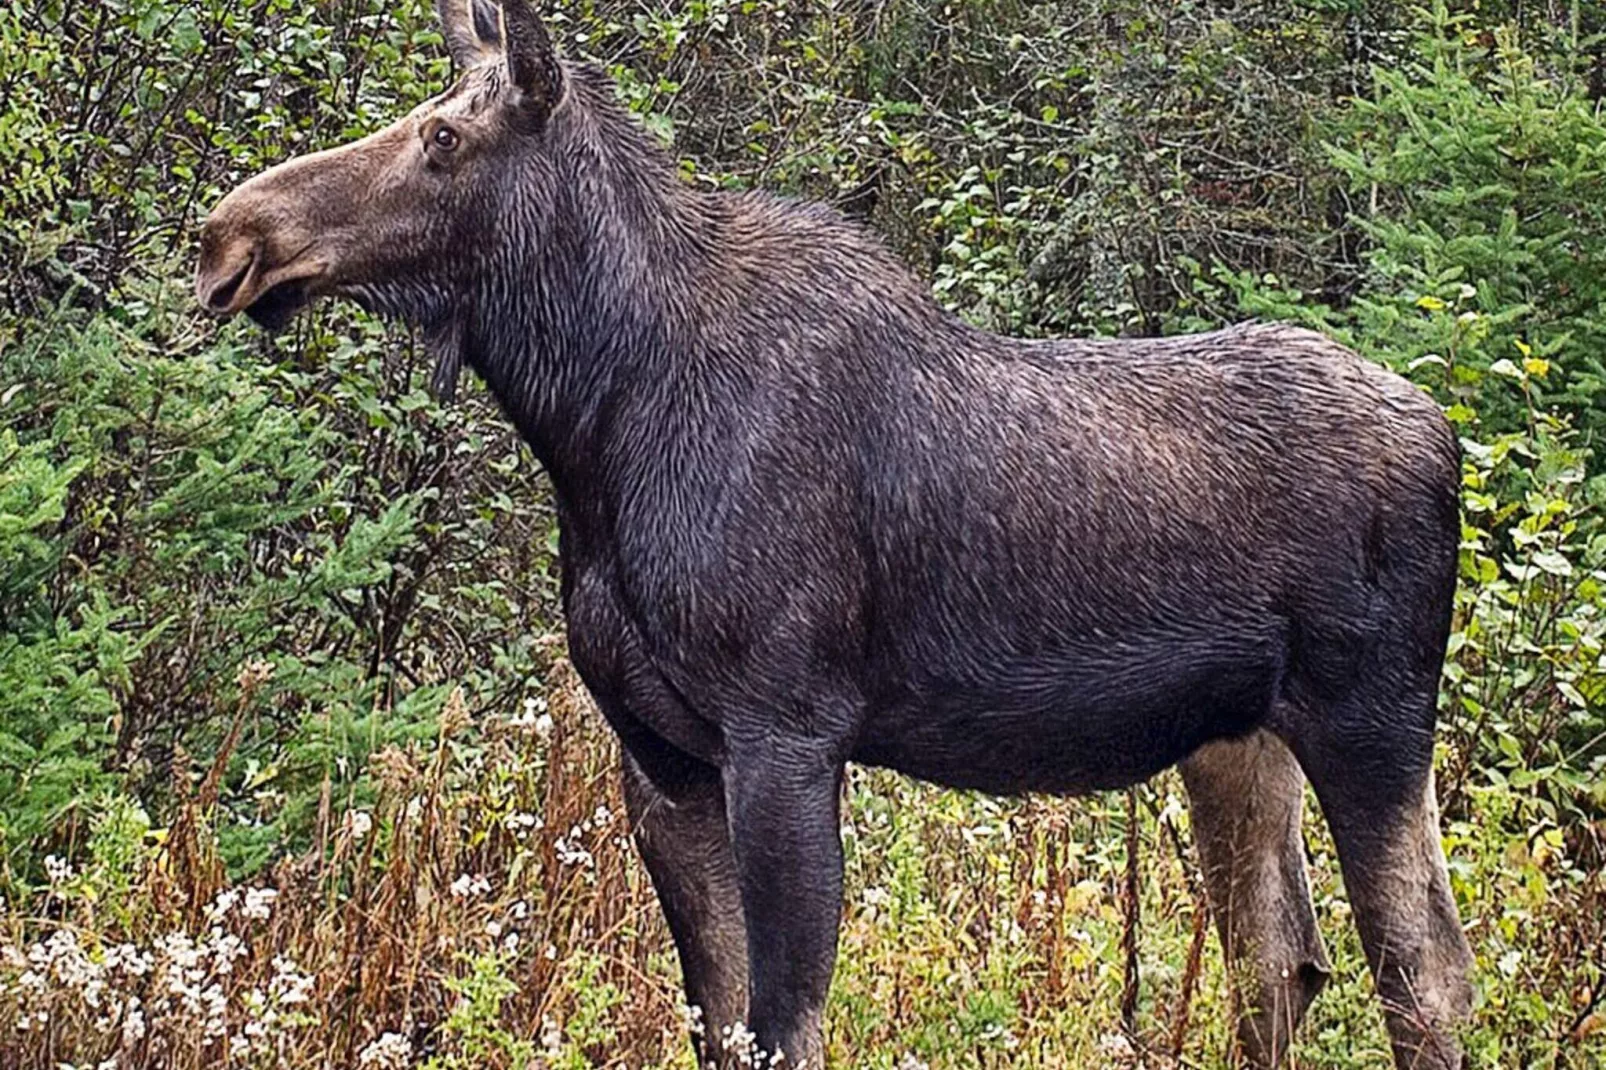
left=1, top=0, right=1603, bottom=1066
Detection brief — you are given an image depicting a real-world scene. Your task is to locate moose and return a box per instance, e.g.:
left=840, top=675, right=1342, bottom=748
left=196, top=1, right=1474, bottom=1066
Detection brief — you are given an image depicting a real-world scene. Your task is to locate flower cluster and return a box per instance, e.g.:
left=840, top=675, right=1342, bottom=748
left=357, top=1031, right=413, bottom=1069
left=0, top=886, right=312, bottom=1067
left=507, top=695, right=554, bottom=737
left=553, top=803, right=614, bottom=874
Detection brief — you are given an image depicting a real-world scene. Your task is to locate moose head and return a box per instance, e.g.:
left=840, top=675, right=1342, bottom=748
left=195, top=0, right=568, bottom=399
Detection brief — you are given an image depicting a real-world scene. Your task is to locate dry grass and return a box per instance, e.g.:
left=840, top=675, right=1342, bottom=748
left=1, top=658, right=1600, bottom=1069
left=0, top=659, right=684, bottom=1069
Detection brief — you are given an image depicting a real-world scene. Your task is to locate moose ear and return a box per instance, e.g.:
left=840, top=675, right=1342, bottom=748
left=437, top=0, right=503, bottom=71
left=500, top=0, right=561, bottom=110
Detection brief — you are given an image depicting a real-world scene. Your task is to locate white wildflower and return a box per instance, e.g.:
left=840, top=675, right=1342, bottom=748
left=201, top=983, right=228, bottom=1037
left=722, top=1020, right=773, bottom=1067
left=242, top=887, right=278, bottom=920
left=158, top=931, right=201, bottom=970
left=539, top=1015, right=563, bottom=1055
left=206, top=888, right=240, bottom=923
left=210, top=931, right=247, bottom=973
left=510, top=695, right=548, bottom=729
left=104, top=942, right=152, bottom=977
left=554, top=831, right=593, bottom=869
left=359, top=1031, right=414, bottom=1069
left=270, top=956, right=314, bottom=1005
left=123, top=1005, right=146, bottom=1043
left=1097, top=1031, right=1134, bottom=1057
left=504, top=811, right=541, bottom=838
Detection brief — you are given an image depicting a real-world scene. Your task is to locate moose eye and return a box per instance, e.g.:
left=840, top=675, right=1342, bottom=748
left=431, top=125, right=460, bottom=152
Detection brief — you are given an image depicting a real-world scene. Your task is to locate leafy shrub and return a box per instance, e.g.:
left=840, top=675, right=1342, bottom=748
left=1191, top=2, right=1606, bottom=441
left=0, top=284, right=560, bottom=881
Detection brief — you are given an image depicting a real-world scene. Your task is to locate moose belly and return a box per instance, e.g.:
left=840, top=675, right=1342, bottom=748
left=852, top=639, right=1282, bottom=796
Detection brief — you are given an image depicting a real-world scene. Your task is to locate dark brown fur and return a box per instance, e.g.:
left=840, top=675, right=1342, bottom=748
left=196, top=3, right=1475, bottom=1066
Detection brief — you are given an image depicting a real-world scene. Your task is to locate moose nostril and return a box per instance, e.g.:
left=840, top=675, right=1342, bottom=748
left=205, top=255, right=254, bottom=311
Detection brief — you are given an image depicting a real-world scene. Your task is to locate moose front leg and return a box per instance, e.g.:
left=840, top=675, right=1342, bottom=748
left=722, top=736, right=847, bottom=1069
left=621, top=751, right=749, bottom=1067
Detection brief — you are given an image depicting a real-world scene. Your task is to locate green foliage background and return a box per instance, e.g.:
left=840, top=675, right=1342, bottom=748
left=1, top=0, right=1604, bottom=1065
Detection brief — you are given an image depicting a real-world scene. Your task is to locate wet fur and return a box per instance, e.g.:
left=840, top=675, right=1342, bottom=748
left=461, top=66, right=1459, bottom=798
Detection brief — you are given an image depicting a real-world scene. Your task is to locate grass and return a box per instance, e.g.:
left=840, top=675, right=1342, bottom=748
left=0, top=654, right=1599, bottom=1069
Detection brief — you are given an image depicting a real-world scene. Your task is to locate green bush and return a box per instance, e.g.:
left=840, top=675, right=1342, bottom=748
left=1192, top=3, right=1606, bottom=440
left=0, top=282, right=562, bottom=882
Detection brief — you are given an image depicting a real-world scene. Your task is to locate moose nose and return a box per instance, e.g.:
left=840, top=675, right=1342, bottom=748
left=201, top=254, right=253, bottom=312
left=195, top=227, right=262, bottom=315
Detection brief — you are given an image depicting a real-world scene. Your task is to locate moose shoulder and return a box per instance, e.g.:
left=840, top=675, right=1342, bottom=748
left=196, top=2, right=1475, bottom=1067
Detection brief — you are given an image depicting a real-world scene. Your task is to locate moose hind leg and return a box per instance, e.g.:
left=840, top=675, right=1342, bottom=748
left=1294, top=702, right=1473, bottom=1069
left=1182, top=728, right=1331, bottom=1067
left=622, top=751, right=749, bottom=1068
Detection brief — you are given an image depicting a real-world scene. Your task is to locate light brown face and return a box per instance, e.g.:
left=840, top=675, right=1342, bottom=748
left=194, top=0, right=560, bottom=331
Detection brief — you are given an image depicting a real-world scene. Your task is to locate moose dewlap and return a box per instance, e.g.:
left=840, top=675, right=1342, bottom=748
left=196, top=1, right=1474, bottom=1067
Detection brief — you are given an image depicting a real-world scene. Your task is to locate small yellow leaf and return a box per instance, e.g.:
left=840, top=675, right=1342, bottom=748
left=1416, top=295, right=1447, bottom=312
left=1514, top=337, right=1532, bottom=358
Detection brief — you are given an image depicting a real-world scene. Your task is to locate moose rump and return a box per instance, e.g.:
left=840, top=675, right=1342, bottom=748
left=195, top=1, right=1476, bottom=1067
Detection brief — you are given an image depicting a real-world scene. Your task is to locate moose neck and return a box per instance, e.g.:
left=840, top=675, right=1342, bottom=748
left=467, top=68, right=717, bottom=510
